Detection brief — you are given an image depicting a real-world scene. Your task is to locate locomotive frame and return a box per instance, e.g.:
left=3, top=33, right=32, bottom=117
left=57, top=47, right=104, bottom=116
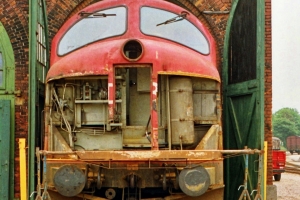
left=34, top=0, right=263, bottom=199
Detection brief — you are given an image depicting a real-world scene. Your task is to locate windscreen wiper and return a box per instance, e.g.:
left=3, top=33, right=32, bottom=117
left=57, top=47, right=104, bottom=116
left=156, top=11, right=189, bottom=26
left=79, top=11, right=116, bottom=18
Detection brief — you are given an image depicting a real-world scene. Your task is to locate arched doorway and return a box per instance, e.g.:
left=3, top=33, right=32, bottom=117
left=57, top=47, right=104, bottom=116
left=0, top=21, right=15, bottom=200
left=223, top=0, right=265, bottom=199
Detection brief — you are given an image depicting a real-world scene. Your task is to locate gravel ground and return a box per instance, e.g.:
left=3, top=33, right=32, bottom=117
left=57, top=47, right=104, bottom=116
left=273, top=153, right=300, bottom=200
left=273, top=172, right=300, bottom=200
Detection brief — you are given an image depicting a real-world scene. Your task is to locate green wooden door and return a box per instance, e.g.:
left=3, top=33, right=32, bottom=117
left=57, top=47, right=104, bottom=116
left=0, top=22, right=15, bottom=200
left=223, top=0, right=265, bottom=199
left=0, top=100, right=10, bottom=200
left=29, top=0, right=49, bottom=198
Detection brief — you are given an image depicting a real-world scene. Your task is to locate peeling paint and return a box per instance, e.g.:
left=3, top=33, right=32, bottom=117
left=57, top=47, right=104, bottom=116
left=187, top=151, right=207, bottom=157
left=186, top=182, right=205, bottom=191
left=152, top=82, right=157, bottom=95
left=119, top=151, right=161, bottom=158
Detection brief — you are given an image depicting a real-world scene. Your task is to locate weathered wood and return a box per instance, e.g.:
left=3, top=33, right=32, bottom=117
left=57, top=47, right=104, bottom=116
left=0, top=100, right=10, bottom=200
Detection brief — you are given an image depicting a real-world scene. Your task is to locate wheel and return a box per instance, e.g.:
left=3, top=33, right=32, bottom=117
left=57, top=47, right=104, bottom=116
left=290, top=151, right=293, bottom=155
left=274, top=174, right=281, bottom=181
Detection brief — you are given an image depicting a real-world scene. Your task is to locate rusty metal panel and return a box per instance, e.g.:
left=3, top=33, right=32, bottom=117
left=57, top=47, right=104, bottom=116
left=128, top=67, right=151, bottom=126
left=196, top=125, right=220, bottom=150
left=169, top=77, right=194, bottom=145
left=192, top=78, right=219, bottom=124
left=137, top=67, right=150, bottom=92
left=122, top=126, right=165, bottom=147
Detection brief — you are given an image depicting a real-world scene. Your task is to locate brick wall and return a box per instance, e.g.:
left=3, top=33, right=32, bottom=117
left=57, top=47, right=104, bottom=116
left=264, top=0, right=273, bottom=185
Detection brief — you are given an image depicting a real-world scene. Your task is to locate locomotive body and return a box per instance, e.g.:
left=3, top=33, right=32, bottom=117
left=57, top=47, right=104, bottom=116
left=39, top=0, right=223, bottom=199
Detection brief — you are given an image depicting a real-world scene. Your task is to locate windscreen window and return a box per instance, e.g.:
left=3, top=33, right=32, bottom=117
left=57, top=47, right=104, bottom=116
left=58, top=7, right=127, bottom=55
left=140, top=7, right=209, bottom=54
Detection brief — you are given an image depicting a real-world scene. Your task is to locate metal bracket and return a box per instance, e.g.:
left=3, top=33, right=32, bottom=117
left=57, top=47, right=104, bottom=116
left=251, top=154, right=263, bottom=200
left=238, top=186, right=251, bottom=200
left=238, top=154, right=251, bottom=200
left=0, top=90, right=21, bottom=96
left=14, top=90, right=21, bottom=96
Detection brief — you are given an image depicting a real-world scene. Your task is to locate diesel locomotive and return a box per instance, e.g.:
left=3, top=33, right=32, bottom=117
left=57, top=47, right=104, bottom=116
left=37, top=0, right=224, bottom=199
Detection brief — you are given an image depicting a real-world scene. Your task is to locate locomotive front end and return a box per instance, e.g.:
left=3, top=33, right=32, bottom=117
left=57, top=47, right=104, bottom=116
left=38, top=0, right=224, bottom=199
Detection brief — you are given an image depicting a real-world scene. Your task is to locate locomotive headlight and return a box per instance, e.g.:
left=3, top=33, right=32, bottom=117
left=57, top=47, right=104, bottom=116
left=122, top=39, right=143, bottom=61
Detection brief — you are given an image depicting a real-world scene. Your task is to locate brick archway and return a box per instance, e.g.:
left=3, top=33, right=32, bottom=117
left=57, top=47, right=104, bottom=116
left=0, top=1, right=29, bottom=199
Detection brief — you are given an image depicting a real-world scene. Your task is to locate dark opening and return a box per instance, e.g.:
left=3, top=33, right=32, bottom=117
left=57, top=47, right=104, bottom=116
left=123, top=40, right=143, bottom=60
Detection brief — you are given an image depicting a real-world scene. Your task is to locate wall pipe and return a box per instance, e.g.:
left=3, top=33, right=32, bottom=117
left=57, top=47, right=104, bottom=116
left=166, top=76, right=172, bottom=150
left=29, top=0, right=37, bottom=199
left=264, top=141, right=267, bottom=200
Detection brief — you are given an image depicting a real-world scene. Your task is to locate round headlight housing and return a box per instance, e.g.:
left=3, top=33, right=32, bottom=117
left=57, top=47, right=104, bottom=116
left=122, top=39, right=143, bottom=61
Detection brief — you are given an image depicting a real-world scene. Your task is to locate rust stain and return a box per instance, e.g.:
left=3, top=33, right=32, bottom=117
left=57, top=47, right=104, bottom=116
left=158, top=71, right=221, bottom=82
left=104, top=64, right=109, bottom=72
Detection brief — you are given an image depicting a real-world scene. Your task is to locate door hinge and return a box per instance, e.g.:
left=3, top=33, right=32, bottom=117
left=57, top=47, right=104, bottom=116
left=14, top=90, right=21, bottom=97
left=0, top=90, right=21, bottom=96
